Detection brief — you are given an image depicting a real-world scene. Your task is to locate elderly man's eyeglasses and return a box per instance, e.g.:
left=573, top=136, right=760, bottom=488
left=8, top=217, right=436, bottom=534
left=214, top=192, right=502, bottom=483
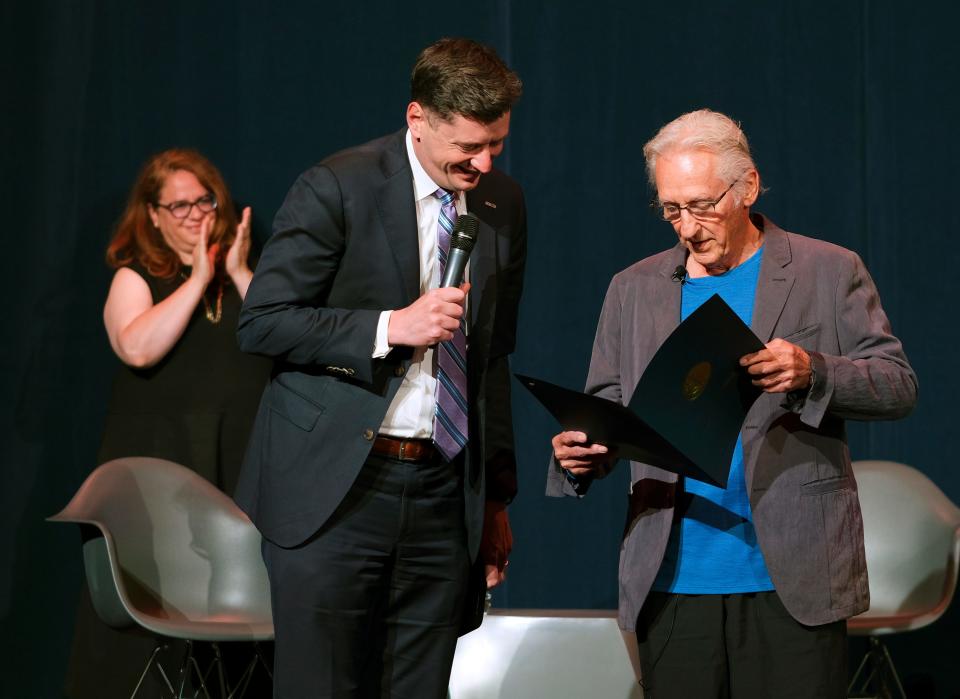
left=654, top=180, right=738, bottom=222
left=154, top=194, right=218, bottom=219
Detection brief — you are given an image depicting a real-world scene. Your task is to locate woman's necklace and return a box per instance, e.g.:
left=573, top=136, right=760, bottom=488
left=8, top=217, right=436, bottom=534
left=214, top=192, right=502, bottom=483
left=203, top=282, right=223, bottom=324
left=180, top=271, right=223, bottom=324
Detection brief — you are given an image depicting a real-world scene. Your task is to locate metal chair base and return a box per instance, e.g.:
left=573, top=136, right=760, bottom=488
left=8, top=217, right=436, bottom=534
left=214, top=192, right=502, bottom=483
left=129, top=640, right=272, bottom=699
left=848, top=636, right=907, bottom=699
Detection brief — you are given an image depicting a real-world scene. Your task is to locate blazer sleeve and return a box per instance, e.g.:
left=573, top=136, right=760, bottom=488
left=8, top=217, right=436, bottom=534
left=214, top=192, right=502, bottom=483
left=545, top=275, right=624, bottom=498
left=795, top=249, right=918, bottom=427
left=237, top=166, right=382, bottom=383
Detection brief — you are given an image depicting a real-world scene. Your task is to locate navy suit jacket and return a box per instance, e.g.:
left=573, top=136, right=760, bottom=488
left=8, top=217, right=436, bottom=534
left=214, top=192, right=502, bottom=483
left=236, top=129, right=526, bottom=558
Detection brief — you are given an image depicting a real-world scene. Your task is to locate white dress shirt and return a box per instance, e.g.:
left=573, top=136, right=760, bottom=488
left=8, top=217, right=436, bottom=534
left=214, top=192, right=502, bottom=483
left=374, top=130, right=468, bottom=438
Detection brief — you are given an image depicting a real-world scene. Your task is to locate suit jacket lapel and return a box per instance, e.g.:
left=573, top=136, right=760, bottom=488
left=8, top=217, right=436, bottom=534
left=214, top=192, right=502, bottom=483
left=374, top=130, right=420, bottom=304
left=651, top=246, right=686, bottom=349
left=751, top=216, right=795, bottom=342
left=465, top=188, right=497, bottom=332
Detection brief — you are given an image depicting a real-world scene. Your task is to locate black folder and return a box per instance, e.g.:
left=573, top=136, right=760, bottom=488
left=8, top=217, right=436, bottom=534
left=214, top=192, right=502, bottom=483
left=517, top=294, right=765, bottom=488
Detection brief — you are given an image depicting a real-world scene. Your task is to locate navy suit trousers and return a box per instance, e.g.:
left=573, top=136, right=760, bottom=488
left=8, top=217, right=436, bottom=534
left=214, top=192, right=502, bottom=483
left=263, top=453, right=469, bottom=699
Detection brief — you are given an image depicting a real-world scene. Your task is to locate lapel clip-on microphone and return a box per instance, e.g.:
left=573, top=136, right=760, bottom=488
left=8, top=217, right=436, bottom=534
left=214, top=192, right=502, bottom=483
left=671, top=264, right=687, bottom=285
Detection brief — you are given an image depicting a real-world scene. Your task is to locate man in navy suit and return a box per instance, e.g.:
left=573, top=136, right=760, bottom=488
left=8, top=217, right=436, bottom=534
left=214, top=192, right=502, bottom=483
left=235, top=38, right=526, bottom=698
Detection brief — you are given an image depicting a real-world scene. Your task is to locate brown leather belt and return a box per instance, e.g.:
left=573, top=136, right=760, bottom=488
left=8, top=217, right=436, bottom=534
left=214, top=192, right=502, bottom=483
left=371, top=435, right=439, bottom=463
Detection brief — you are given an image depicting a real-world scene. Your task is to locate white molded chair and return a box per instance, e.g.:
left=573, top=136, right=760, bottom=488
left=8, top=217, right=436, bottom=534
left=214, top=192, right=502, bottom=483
left=50, top=457, right=274, bottom=698
left=847, top=460, right=960, bottom=699
left=448, top=609, right=642, bottom=699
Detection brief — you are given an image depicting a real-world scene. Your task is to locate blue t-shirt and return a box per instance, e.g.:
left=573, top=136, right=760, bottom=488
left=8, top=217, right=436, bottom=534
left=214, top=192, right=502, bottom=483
left=651, top=247, right=775, bottom=594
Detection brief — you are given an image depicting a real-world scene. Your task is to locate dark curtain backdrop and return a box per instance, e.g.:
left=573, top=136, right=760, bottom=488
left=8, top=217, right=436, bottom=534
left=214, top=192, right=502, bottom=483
left=4, top=1, right=958, bottom=696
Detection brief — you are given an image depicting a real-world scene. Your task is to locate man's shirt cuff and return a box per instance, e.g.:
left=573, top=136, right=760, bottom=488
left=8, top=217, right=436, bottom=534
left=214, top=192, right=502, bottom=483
left=373, top=310, right=393, bottom=358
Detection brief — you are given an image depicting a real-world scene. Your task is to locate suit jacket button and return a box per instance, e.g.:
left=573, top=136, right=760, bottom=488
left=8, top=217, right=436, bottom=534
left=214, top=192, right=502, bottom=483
left=362, top=429, right=375, bottom=441
left=394, top=366, right=405, bottom=377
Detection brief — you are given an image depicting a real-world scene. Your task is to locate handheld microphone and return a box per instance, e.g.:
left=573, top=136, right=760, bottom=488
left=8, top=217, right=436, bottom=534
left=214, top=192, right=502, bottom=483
left=671, top=265, right=687, bottom=284
left=440, top=213, right=480, bottom=288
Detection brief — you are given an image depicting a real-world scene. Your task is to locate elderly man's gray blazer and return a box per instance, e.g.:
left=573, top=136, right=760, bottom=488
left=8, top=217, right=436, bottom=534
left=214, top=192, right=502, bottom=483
left=547, top=215, right=917, bottom=631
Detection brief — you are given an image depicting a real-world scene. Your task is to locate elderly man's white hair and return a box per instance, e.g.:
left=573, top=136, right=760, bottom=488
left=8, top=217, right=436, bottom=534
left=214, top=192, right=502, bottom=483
left=643, top=109, right=760, bottom=204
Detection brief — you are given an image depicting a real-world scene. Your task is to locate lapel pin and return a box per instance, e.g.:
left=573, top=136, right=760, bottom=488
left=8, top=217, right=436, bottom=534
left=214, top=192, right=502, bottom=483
left=484, top=200, right=497, bottom=209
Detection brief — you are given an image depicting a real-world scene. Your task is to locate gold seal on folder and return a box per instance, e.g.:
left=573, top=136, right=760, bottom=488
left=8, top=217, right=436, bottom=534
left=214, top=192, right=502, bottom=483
left=682, top=361, right=712, bottom=400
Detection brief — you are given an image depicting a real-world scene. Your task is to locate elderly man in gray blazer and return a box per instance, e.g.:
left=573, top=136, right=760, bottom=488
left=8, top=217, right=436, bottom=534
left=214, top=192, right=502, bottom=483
left=549, top=109, right=917, bottom=699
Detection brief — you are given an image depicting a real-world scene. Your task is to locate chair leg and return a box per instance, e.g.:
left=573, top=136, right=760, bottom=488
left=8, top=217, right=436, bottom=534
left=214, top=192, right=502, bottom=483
left=130, top=643, right=175, bottom=699
left=212, top=643, right=228, bottom=699
left=194, top=645, right=223, bottom=699
left=255, top=642, right=273, bottom=680
left=226, top=642, right=274, bottom=699
left=176, top=641, right=191, bottom=698
left=877, top=640, right=907, bottom=699
left=188, top=654, right=213, bottom=699
left=227, top=656, right=258, bottom=699
left=847, top=636, right=907, bottom=699
left=175, top=639, right=216, bottom=699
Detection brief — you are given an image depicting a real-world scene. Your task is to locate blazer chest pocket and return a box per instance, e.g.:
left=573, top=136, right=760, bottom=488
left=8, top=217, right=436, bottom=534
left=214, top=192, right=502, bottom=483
left=800, top=475, right=853, bottom=496
left=781, top=322, right=821, bottom=347
left=268, top=381, right=325, bottom=431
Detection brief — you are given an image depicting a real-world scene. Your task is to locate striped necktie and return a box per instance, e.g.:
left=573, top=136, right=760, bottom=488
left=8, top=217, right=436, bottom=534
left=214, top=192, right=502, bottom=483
left=432, top=188, right=468, bottom=462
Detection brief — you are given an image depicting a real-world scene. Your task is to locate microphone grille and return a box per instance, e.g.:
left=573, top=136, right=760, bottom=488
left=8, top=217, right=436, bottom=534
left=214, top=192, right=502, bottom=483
left=449, top=213, right=480, bottom=252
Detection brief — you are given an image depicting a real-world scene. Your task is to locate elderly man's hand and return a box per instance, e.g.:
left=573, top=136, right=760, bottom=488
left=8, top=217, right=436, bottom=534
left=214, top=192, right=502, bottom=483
left=552, top=431, right=613, bottom=477
left=740, top=339, right=812, bottom=393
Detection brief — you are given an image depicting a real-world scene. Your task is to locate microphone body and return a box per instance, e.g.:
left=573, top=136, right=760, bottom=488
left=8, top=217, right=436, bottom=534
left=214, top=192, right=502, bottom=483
left=671, top=265, right=687, bottom=284
left=440, top=213, right=480, bottom=288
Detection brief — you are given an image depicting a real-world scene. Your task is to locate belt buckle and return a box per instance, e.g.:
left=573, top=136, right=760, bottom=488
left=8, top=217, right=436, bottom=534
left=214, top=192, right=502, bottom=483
left=398, top=440, right=408, bottom=461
